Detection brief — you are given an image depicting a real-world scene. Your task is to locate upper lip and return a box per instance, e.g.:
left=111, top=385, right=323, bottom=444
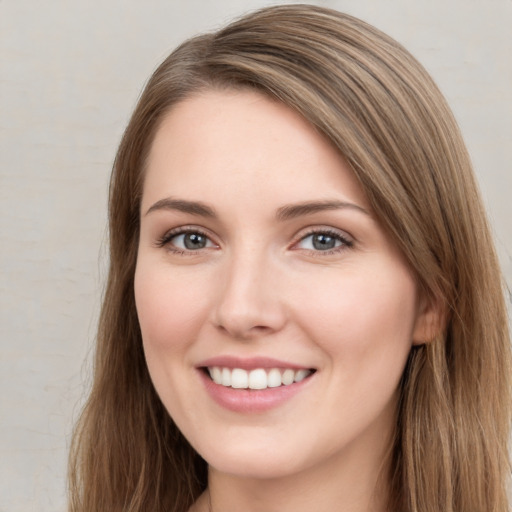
left=197, top=356, right=314, bottom=371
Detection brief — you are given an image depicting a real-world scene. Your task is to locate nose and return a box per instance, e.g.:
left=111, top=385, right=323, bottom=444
left=211, top=251, right=287, bottom=340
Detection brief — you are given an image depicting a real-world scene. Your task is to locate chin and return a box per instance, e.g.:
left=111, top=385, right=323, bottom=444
left=196, top=435, right=308, bottom=480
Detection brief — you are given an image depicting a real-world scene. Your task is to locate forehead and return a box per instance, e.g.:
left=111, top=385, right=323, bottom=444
left=142, top=89, right=369, bottom=213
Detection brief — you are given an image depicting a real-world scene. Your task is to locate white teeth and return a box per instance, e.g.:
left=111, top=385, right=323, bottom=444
left=294, top=369, right=310, bottom=383
left=207, top=366, right=313, bottom=389
left=231, top=368, right=249, bottom=389
left=267, top=368, right=282, bottom=388
left=248, top=369, right=267, bottom=389
left=221, top=367, right=231, bottom=386
left=211, top=366, right=222, bottom=384
left=281, top=369, right=295, bottom=386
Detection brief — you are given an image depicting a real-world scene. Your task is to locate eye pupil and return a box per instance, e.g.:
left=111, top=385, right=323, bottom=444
left=184, top=233, right=207, bottom=250
left=312, top=234, right=336, bottom=250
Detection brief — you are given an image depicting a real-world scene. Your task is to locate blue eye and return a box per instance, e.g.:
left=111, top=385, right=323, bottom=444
left=296, top=231, right=351, bottom=252
left=158, top=230, right=216, bottom=251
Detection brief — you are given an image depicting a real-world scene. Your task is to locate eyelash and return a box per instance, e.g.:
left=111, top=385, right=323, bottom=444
left=155, top=227, right=354, bottom=256
left=155, top=227, right=215, bottom=256
left=294, top=228, right=354, bottom=255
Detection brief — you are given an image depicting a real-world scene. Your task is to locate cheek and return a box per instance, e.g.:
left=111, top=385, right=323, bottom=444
left=294, top=263, right=417, bottom=370
left=134, top=264, right=211, bottom=354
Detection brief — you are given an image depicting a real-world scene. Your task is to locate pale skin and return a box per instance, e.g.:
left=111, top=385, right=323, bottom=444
left=135, top=89, right=437, bottom=512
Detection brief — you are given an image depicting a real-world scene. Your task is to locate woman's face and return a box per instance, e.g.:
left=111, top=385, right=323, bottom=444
left=135, top=89, right=429, bottom=481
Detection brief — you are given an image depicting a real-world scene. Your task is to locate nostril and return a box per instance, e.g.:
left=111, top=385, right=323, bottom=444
left=213, top=320, right=277, bottom=340
left=252, top=325, right=272, bottom=332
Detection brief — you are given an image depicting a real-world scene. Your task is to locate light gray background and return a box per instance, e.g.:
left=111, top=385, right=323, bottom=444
left=1, top=1, right=511, bottom=511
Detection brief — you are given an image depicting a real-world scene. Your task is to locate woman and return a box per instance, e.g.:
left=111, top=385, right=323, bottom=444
left=68, top=4, right=511, bottom=511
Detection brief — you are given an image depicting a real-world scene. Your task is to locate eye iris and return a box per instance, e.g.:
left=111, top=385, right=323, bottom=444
left=312, top=233, right=337, bottom=250
left=184, top=233, right=207, bottom=250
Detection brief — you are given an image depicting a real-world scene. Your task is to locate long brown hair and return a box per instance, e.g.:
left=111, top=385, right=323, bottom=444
left=68, top=5, right=511, bottom=511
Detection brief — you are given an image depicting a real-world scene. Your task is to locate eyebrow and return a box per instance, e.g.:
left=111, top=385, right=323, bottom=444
left=275, top=200, right=370, bottom=221
left=145, top=197, right=369, bottom=220
left=145, top=198, right=216, bottom=217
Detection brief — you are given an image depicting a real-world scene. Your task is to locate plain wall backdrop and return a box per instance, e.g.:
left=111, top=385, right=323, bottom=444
left=1, top=1, right=511, bottom=510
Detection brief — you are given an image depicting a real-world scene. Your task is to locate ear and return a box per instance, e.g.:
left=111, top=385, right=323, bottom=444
left=412, top=293, right=446, bottom=345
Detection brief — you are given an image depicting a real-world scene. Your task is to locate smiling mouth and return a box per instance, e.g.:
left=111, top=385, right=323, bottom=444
left=203, top=366, right=316, bottom=390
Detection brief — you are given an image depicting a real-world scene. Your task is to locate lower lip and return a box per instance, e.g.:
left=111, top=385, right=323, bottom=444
left=198, top=370, right=314, bottom=413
